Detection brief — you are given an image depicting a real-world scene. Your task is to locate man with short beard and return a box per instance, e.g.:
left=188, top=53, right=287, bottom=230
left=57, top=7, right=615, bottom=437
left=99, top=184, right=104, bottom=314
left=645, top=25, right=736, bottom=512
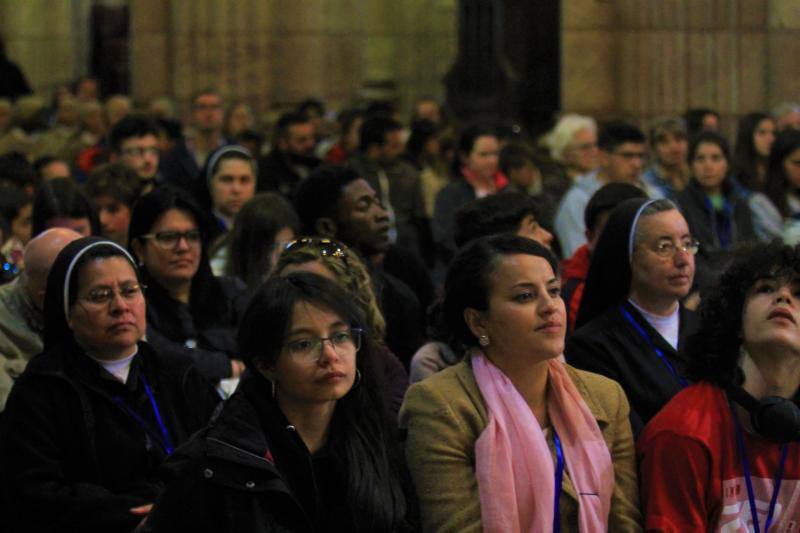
left=257, top=112, right=321, bottom=199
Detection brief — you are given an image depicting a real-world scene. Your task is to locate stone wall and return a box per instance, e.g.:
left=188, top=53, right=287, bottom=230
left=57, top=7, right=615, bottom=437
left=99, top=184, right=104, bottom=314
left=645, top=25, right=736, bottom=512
left=562, top=0, right=800, bottom=134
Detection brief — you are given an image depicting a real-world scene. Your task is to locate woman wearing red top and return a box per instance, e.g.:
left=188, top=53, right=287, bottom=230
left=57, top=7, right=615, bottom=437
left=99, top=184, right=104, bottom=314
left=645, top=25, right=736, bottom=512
left=638, top=241, right=800, bottom=532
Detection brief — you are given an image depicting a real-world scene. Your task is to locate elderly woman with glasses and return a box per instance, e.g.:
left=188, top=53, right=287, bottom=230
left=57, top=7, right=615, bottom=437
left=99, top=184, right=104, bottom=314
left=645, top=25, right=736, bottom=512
left=128, top=186, right=249, bottom=383
left=274, top=237, right=409, bottom=418
left=566, top=198, right=699, bottom=433
left=1, top=237, right=220, bottom=533
left=143, top=273, right=417, bottom=532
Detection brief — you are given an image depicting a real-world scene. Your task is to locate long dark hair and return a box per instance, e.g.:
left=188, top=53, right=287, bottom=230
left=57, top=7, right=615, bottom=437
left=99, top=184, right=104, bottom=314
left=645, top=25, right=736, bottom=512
left=238, top=273, right=411, bottom=532
left=442, top=234, right=558, bottom=350
left=765, top=129, right=800, bottom=217
left=732, top=112, right=772, bottom=191
left=684, top=241, right=800, bottom=387
left=127, top=185, right=229, bottom=330
left=225, top=192, right=299, bottom=292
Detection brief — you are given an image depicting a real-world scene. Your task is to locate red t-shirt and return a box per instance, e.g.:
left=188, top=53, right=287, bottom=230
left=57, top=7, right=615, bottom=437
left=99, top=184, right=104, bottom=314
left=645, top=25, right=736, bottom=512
left=638, top=382, right=800, bottom=532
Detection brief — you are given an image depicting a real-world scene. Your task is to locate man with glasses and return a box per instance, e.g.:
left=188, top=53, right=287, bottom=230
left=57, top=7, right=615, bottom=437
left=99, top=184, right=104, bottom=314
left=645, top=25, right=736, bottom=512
left=555, top=120, right=651, bottom=257
left=160, top=88, right=230, bottom=202
left=110, top=115, right=162, bottom=194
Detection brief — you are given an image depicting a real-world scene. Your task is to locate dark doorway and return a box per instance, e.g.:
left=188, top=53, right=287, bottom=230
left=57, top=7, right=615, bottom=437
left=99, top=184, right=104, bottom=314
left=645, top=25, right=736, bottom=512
left=90, top=3, right=130, bottom=96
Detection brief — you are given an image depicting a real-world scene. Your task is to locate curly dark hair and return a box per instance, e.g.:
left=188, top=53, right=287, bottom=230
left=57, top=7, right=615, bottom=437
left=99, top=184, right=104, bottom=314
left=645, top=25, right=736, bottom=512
left=684, top=240, right=800, bottom=387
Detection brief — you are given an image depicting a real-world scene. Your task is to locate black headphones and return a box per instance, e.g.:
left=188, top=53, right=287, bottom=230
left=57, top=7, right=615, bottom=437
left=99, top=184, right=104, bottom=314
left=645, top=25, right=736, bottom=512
left=726, top=383, right=800, bottom=443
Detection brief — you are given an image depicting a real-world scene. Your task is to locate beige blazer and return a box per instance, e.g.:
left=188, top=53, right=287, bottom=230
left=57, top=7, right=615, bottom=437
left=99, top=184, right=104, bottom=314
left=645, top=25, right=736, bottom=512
left=400, top=360, right=643, bottom=532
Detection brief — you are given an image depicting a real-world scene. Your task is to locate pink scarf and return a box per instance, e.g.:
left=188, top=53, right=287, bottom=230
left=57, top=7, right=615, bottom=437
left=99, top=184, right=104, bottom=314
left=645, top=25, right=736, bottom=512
left=472, top=351, right=614, bottom=532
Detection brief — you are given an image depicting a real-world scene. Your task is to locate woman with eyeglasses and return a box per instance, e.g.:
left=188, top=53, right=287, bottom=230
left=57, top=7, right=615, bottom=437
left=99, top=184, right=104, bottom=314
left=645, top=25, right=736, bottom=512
left=128, top=186, right=249, bottom=383
left=274, top=237, right=409, bottom=418
left=143, top=273, right=417, bottom=532
left=566, top=198, right=698, bottom=434
left=1, top=237, right=220, bottom=532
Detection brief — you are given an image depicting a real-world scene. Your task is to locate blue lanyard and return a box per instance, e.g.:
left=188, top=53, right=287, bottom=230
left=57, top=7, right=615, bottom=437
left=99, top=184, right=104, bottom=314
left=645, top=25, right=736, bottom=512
left=553, top=427, right=565, bottom=533
left=113, top=374, right=175, bottom=455
left=731, top=404, right=789, bottom=533
left=619, top=306, right=688, bottom=388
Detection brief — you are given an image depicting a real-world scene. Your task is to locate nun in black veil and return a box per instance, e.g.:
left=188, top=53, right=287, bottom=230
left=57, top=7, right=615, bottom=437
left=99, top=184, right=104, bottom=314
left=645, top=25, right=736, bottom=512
left=1, top=237, right=219, bottom=533
left=565, top=198, right=699, bottom=434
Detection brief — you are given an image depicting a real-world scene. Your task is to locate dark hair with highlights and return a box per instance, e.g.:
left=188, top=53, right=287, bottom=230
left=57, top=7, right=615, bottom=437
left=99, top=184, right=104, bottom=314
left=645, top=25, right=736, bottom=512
left=684, top=241, right=800, bottom=387
left=238, top=272, right=412, bottom=532
left=443, top=234, right=558, bottom=349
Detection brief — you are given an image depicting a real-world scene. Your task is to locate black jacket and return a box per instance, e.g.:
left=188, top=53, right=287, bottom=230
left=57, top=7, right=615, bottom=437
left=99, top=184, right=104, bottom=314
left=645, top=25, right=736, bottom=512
left=566, top=301, right=697, bottom=435
left=676, top=178, right=756, bottom=290
left=144, top=373, right=415, bottom=532
left=257, top=148, right=321, bottom=200
left=0, top=340, right=220, bottom=533
left=144, top=275, right=249, bottom=381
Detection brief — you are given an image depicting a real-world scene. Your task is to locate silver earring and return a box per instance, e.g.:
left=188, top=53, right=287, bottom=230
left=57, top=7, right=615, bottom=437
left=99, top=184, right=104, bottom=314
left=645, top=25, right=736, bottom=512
left=270, top=379, right=277, bottom=399
left=478, top=335, right=490, bottom=347
left=352, top=369, right=362, bottom=389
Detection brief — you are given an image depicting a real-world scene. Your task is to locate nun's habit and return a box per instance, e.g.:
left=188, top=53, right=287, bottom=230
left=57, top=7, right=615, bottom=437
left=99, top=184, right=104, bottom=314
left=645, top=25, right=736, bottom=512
left=565, top=199, right=697, bottom=434
left=1, top=237, right=220, bottom=533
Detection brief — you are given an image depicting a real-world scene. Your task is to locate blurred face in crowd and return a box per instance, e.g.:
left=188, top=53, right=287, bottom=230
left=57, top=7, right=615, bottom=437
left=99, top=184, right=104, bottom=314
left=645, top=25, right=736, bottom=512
left=93, top=195, right=132, bottom=246
left=68, top=256, right=146, bottom=361
left=630, top=209, right=695, bottom=308
left=209, top=158, right=256, bottom=219
left=784, top=148, right=800, bottom=189
left=702, top=113, right=720, bottom=132
left=133, top=208, right=201, bottom=288
left=39, top=160, right=71, bottom=181
left=378, top=129, right=405, bottom=163
left=414, top=99, right=441, bottom=124
left=691, top=141, right=728, bottom=194
left=342, top=117, right=363, bottom=154
left=11, top=203, right=33, bottom=244
left=602, top=141, right=646, bottom=183
left=117, top=134, right=159, bottom=180
left=517, top=214, right=553, bottom=250
left=463, top=135, right=500, bottom=180
left=654, top=133, right=688, bottom=169
left=226, top=103, right=254, bottom=137
left=192, top=93, right=224, bottom=135
left=280, top=122, right=316, bottom=157
left=777, top=111, right=800, bottom=132
left=753, top=118, right=776, bottom=158
left=335, top=179, right=390, bottom=255
left=564, top=128, right=599, bottom=174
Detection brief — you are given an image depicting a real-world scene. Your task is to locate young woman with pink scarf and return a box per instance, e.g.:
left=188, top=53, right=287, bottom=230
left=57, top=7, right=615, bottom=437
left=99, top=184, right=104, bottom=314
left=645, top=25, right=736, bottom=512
left=400, top=234, right=642, bottom=532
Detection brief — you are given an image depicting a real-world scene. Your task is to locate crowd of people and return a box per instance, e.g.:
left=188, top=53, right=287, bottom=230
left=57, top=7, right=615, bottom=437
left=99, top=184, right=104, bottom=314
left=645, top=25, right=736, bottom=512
left=1, top=76, right=800, bottom=531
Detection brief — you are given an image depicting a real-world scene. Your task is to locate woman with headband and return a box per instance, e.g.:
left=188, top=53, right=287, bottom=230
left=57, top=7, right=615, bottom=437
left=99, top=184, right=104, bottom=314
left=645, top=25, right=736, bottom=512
left=201, top=145, right=257, bottom=238
left=1, top=237, right=220, bottom=532
left=566, top=198, right=698, bottom=433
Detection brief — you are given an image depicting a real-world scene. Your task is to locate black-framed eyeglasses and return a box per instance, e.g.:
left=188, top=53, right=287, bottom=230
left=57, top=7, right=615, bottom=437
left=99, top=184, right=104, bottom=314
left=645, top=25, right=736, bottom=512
left=284, top=237, right=349, bottom=264
left=140, top=230, right=202, bottom=249
left=283, top=328, right=363, bottom=363
left=79, top=283, right=147, bottom=305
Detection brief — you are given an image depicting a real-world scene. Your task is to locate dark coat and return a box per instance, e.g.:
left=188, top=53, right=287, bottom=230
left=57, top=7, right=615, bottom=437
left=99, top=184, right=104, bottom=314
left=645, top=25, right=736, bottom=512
left=257, top=148, right=321, bottom=199
left=0, top=340, right=220, bottom=533
left=676, top=178, right=756, bottom=290
left=144, top=275, right=249, bottom=381
left=144, top=372, right=413, bottom=533
left=566, top=301, right=697, bottom=435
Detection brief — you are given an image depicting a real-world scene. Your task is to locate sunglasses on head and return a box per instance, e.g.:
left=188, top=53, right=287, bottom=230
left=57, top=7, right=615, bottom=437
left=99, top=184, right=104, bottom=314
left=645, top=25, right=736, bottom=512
left=284, top=237, right=349, bottom=264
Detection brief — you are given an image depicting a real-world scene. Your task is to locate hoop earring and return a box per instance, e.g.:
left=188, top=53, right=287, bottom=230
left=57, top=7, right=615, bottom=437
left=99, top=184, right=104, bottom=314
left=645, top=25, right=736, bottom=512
left=352, top=369, right=362, bottom=389
left=478, top=335, right=490, bottom=347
